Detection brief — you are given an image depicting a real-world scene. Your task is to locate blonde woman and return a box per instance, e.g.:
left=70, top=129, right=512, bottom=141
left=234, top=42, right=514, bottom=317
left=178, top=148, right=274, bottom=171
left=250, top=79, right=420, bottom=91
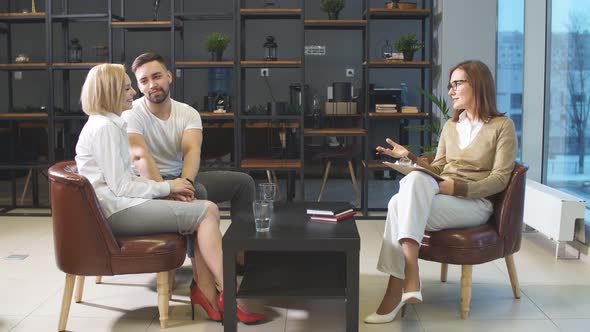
left=75, top=64, right=265, bottom=323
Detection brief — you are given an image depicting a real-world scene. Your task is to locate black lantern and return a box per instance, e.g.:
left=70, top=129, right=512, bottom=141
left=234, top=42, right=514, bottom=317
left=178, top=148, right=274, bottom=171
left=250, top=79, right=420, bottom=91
left=69, top=38, right=82, bottom=63
left=263, top=35, right=277, bottom=61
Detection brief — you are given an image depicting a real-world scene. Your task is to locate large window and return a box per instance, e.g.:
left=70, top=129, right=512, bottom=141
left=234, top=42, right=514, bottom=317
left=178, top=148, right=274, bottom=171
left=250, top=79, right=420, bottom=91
left=496, top=0, right=524, bottom=159
left=544, top=0, right=590, bottom=207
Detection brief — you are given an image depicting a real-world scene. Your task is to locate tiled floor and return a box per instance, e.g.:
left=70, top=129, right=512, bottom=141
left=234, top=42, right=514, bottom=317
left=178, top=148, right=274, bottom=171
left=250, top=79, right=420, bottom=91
left=1, top=216, right=590, bottom=332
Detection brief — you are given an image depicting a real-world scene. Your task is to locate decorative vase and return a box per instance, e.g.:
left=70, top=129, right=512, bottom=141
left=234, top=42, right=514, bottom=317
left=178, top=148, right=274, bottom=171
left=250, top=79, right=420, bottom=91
left=402, top=51, right=414, bottom=61
left=210, top=50, right=223, bottom=61
left=152, top=0, right=160, bottom=21
left=328, top=11, right=339, bottom=20
left=386, top=0, right=400, bottom=9
left=382, top=39, right=393, bottom=58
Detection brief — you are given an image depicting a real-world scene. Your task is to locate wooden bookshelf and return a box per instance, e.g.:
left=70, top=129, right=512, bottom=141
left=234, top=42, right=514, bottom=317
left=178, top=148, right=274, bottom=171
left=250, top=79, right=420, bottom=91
left=241, top=159, right=301, bottom=169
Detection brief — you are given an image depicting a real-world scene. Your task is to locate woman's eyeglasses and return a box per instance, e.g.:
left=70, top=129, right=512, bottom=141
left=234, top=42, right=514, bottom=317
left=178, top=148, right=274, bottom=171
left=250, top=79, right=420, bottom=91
left=447, top=80, right=468, bottom=91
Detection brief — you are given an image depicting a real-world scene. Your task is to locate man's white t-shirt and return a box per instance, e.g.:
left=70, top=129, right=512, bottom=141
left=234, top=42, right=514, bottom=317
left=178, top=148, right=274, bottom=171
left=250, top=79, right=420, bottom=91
left=121, top=97, right=202, bottom=177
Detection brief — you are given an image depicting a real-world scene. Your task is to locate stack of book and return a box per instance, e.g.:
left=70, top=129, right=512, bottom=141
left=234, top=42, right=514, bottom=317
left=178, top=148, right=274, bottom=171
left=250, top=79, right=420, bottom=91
left=375, top=104, right=398, bottom=113
left=306, top=202, right=356, bottom=222
left=401, top=106, right=419, bottom=113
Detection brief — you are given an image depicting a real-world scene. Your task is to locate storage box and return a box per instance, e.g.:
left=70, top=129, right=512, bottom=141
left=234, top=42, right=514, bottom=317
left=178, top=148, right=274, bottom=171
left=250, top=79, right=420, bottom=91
left=324, top=102, right=357, bottom=115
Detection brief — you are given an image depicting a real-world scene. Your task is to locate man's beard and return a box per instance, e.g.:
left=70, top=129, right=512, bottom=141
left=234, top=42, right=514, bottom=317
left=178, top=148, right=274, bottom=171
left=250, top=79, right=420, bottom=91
left=145, top=87, right=170, bottom=104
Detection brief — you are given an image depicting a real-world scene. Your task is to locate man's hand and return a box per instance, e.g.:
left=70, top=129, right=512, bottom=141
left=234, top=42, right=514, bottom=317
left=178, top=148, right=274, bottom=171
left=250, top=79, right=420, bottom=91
left=438, top=179, right=454, bottom=195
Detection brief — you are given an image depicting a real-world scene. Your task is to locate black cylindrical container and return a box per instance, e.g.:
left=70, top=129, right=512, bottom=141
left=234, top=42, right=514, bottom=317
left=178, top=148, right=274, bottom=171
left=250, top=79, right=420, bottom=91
left=333, top=82, right=352, bottom=102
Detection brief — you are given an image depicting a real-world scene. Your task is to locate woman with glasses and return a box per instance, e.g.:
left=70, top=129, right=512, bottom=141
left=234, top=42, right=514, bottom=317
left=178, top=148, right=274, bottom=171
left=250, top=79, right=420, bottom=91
left=365, top=60, right=517, bottom=324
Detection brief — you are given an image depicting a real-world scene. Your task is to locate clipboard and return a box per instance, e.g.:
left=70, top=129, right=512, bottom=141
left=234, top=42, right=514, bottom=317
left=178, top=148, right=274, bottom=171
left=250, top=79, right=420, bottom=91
left=382, top=161, right=445, bottom=182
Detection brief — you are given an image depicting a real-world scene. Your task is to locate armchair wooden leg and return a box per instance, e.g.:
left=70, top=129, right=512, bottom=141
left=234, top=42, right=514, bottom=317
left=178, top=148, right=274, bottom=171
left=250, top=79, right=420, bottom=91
left=58, top=274, right=76, bottom=332
left=168, top=269, right=176, bottom=295
left=505, top=255, right=521, bottom=299
left=95, top=276, right=102, bottom=284
left=74, top=276, right=85, bottom=303
left=347, top=160, right=360, bottom=205
left=460, top=265, right=473, bottom=319
left=317, top=160, right=332, bottom=202
left=156, top=271, right=170, bottom=329
left=440, top=263, right=448, bottom=282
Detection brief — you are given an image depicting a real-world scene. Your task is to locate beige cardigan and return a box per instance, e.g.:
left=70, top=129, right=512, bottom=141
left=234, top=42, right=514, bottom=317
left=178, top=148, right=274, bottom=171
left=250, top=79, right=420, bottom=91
left=409, top=116, right=517, bottom=199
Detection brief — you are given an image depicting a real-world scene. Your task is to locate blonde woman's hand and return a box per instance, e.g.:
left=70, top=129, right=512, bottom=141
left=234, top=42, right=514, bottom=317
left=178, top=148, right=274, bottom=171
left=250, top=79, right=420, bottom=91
left=168, top=193, right=194, bottom=202
left=168, top=178, right=195, bottom=197
left=376, top=138, right=409, bottom=159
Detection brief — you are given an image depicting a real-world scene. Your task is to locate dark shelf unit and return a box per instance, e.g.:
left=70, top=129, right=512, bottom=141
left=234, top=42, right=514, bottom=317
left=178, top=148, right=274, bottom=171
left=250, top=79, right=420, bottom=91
left=0, top=0, right=433, bottom=214
left=303, top=19, right=367, bottom=30
left=361, top=2, right=433, bottom=213
left=173, top=1, right=238, bottom=172
left=235, top=2, right=306, bottom=201
left=51, top=13, right=123, bottom=22
left=0, top=5, right=51, bottom=211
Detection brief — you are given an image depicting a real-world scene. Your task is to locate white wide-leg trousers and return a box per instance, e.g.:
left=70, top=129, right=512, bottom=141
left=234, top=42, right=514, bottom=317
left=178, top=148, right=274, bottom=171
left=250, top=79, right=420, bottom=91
left=377, top=171, right=494, bottom=279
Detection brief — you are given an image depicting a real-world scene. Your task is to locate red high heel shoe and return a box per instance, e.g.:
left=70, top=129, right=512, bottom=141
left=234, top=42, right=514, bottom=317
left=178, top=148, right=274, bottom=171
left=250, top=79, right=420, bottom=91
left=217, top=291, right=266, bottom=324
left=190, top=285, right=222, bottom=322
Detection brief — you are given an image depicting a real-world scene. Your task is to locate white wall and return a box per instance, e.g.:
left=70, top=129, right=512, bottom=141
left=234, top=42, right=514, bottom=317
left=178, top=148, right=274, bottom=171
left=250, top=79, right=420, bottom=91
left=435, top=0, right=546, bottom=181
left=434, top=0, right=498, bottom=94
left=521, top=0, right=547, bottom=182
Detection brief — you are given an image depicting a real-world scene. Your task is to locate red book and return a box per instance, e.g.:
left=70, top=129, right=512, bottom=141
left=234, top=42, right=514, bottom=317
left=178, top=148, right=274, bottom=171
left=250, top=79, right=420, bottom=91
left=309, top=210, right=357, bottom=223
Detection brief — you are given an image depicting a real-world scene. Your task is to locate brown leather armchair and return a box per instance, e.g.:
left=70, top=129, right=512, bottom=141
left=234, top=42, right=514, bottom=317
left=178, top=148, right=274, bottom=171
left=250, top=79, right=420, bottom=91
left=418, top=160, right=528, bottom=319
left=49, top=161, right=187, bottom=331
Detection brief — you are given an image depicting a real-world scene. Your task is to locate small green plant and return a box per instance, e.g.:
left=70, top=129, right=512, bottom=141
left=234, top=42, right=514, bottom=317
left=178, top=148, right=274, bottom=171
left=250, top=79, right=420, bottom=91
left=320, top=0, right=345, bottom=18
left=204, top=33, right=230, bottom=53
left=394, top=33, right=425, bottom=53
left=405, top=87, right=451, bottom=156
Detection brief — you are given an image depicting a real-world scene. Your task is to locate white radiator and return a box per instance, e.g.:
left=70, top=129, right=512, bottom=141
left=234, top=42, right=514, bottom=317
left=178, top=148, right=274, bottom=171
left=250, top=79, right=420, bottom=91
left=523, top=180, right=586, bottom=258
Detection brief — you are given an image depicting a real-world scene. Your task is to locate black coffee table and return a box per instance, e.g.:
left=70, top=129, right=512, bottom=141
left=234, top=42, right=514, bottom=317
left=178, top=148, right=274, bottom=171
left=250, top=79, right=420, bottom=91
left=222, top=201, right=360, bottom=331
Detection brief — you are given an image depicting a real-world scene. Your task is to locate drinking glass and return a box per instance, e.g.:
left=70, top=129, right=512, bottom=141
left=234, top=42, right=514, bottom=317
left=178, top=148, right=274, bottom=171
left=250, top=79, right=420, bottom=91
left=253, top=200, right=272, bottom=232
left=258, top=182, right=277, bottom=201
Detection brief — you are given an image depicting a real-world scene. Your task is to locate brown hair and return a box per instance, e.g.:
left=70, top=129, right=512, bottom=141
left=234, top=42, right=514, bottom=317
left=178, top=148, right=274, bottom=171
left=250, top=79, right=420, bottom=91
left=449, top=60, right=504, bottom=122
left=131, top=52, right=167, bottom=73
left=80, top=63, right=127, bottom=115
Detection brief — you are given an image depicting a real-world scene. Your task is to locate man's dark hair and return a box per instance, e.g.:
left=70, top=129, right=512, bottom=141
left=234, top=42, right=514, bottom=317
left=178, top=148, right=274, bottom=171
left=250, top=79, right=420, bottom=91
left=131, top=52, right=167, bottom=73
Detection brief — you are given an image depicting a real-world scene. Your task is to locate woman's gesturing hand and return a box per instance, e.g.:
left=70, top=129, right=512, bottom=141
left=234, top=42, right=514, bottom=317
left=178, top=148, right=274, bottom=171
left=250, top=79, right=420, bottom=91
left=168, top=178, right=196, bottom=197
left=375, top=138, right=410, bottom=159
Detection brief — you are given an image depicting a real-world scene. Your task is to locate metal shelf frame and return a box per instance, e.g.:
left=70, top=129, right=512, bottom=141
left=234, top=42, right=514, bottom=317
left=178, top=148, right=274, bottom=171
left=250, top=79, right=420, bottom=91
left=0, top=0, right=433, bottom=214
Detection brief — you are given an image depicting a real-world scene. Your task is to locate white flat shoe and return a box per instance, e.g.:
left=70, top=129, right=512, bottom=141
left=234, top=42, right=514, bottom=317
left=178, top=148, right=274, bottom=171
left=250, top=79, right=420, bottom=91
left=364, top=300, right=405, bottom=324
left=401, top=280, right=422, bottom=304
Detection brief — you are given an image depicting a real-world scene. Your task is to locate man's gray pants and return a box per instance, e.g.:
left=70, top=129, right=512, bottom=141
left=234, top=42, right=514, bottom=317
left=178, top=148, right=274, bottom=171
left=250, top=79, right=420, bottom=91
left=171, top=170, right=256, bottom=257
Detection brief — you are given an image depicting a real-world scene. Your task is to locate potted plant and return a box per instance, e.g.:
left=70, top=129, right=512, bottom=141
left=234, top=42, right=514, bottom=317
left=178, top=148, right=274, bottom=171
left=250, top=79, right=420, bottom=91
left=404, top=87, right=451, bottom=156
left=320, top=0, right=345, bottom=20
left=204, top=32, right=230, bottom=61
left=394, top=33, right=425, bottom=61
